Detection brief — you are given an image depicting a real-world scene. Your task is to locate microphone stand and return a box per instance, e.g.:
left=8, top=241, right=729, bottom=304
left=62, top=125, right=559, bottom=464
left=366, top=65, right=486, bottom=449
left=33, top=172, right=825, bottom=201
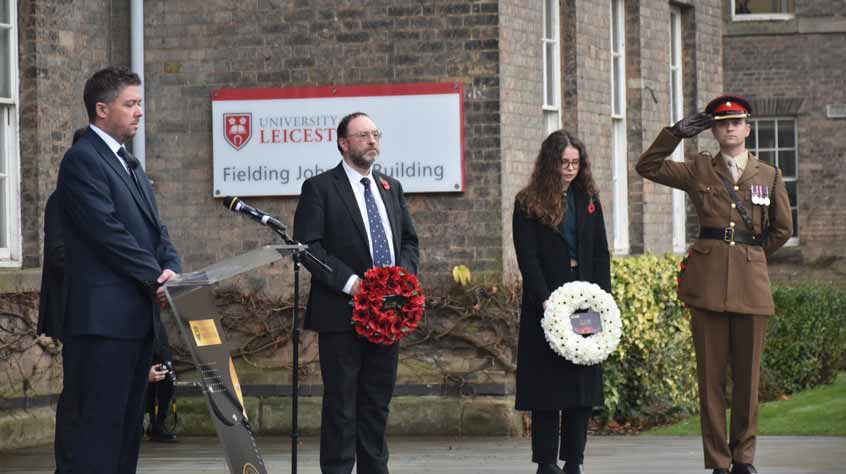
left=271, top=226, right=331, bottom=474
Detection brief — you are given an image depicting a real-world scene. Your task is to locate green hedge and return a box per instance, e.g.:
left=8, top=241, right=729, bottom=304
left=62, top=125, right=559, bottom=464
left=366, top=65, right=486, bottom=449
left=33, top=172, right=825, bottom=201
left=604, top=254, right=698, bottom=426
left=603, top=255, right=846, bottom=427
left=761, top=285, right=846, bottom=399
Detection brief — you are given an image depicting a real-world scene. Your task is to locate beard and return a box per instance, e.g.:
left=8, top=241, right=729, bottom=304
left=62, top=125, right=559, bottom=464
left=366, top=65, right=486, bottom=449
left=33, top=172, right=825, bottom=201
left=349, top=147, right=378, bottom=170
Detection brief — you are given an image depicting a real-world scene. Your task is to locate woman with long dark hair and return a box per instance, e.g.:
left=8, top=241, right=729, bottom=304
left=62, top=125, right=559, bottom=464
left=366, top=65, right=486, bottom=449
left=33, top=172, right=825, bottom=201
left=513, top=130, right=611, bottom=474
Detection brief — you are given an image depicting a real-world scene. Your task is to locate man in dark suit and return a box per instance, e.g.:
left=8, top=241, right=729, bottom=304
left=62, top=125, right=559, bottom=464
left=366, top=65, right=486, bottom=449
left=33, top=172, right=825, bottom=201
left=56, top=67, right=181, bottom=474
left=37, top=127, right=86, bottom=474
left=293, top=112, right=419, bottom=474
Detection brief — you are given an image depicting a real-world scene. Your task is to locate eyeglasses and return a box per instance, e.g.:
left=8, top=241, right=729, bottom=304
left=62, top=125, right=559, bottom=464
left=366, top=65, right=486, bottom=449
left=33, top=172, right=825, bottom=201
left=561, top=160, right=580, bottom=170
left=345, top=130, right=383, bottom=141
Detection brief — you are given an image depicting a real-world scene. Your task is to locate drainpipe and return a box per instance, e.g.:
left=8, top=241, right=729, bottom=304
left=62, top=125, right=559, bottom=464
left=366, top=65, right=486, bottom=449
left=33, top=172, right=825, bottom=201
left=130, top=0, right=146, bottom=168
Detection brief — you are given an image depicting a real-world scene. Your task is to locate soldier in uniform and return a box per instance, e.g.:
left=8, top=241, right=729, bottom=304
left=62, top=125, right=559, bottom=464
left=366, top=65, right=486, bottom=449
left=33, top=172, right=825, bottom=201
left=636, top=95, right=793, bottom=474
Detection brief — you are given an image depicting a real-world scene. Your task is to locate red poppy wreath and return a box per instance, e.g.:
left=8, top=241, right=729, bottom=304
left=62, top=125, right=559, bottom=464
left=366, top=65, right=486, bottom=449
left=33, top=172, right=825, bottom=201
left=352, top=266, right=425, bottom=345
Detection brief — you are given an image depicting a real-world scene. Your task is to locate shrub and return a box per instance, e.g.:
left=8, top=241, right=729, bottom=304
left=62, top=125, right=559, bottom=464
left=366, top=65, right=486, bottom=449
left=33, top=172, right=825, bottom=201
left=601, top=255, right=846, bottom=427
left=603, top=254, right=698, bottom=426
left=760, top=285, right=846, bottom=399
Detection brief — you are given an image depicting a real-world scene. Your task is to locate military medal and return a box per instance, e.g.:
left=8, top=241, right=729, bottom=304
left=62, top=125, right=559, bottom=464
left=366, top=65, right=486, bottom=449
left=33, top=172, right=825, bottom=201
left=752, top=185, right=761, bottom=205
left=763, top=184, right=770, bottom=206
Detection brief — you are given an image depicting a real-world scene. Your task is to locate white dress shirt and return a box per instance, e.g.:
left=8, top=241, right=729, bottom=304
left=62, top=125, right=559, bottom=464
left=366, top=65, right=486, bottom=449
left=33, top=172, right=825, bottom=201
left=341, top=160, right=396, bottom=294
left=89, top=124, right=133, bottom=175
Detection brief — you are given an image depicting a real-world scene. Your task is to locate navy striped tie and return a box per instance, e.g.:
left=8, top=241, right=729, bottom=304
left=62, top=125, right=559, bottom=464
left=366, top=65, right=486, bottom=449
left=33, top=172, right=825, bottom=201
left=360, top=177, right=392, bottom=267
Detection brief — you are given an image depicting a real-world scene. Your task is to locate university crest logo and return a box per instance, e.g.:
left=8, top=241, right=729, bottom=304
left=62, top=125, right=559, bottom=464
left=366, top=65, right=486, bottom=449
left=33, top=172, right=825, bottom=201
left=224, top=113, right=252, bottom=150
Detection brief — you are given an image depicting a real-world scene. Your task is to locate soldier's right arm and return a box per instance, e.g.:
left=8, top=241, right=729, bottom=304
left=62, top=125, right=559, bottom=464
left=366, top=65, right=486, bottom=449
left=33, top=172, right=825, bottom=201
left=635, top=128, right=695, bottom=191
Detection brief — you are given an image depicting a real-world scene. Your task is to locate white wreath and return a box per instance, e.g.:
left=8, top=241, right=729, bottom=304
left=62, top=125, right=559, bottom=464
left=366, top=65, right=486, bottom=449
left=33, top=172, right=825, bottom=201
left=541, top=281, right=623, bottom=366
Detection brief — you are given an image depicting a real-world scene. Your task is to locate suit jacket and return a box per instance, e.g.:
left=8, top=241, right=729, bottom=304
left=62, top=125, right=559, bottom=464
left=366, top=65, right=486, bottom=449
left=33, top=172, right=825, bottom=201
left=636, top=128, right=793, bottom=315
left=37, top=191, right=65, bottom=339
left=512, top=185, right=610, bottom=409
left=293, top=162, right=420, bottom=333
left=56, top=128, right=181, bottom=339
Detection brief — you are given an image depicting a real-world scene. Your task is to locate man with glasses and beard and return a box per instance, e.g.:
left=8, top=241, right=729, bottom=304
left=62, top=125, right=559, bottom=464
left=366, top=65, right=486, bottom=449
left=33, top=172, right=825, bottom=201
left=293, top=112, right=419, bottom=474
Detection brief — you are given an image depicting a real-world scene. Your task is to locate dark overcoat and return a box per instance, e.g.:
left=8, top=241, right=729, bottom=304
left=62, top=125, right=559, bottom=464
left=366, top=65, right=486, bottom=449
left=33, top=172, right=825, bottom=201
left=512, top=183, right=611, bottom=410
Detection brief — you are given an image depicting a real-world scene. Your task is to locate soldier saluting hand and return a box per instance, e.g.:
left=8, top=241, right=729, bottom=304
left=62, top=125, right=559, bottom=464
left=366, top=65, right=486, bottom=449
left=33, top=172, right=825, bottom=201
left=637, top=95, right=793, bottom=474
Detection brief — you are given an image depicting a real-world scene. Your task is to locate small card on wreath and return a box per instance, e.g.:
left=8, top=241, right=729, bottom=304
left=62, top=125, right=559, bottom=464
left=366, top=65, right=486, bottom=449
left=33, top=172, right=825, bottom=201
left=570, top=309, right=603, bottom=335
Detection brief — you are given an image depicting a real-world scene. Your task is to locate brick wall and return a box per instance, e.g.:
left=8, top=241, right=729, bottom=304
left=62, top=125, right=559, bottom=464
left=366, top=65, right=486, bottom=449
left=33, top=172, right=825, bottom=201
left=560, top=0, right=722, bottom=257
left=498, top=1, right=543, bottom=279
left=138, top=1, right=502, bottom=293
left=562, top=0, right=614, bottom=234
left=634, top=0, right=723, bottom=255
left=17, top=0, right=126, bottom=268
left=724, top=0, right=846, bottom=262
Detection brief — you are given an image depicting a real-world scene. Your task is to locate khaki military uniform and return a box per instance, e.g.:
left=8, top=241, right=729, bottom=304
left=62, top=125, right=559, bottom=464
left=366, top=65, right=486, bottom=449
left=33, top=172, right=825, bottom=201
left=637, top=128, right=793, bottom=469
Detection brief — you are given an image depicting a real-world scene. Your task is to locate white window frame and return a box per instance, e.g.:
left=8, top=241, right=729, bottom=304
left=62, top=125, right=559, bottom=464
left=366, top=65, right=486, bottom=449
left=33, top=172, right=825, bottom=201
left=542, top=0, right=562, bottom=136
left=730, top=0, right=795, bottom=22
left=610, top=0, right=628, bottom=255
left=0, top=0, right=21, bottom=266
left=747, top=117, right=799, bottom=246
left=669, top=6, right=686, bottom=253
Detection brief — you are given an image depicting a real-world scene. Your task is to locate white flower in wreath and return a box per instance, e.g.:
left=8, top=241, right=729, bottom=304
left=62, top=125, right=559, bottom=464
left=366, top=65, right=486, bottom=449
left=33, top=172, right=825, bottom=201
left=541, top=281, right=622, bottom=366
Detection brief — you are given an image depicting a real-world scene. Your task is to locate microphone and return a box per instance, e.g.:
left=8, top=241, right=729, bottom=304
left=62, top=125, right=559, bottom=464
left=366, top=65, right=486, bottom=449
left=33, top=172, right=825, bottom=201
left=222, top=196, right=287, bottom=233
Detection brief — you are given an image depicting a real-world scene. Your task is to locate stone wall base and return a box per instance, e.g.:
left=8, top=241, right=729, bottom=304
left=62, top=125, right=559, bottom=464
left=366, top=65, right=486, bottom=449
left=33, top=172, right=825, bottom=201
left=0, top=396, right=525, bottom=452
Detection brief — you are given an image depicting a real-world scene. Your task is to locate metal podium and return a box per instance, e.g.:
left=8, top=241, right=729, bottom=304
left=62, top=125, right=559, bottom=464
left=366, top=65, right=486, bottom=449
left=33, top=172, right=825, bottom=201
left=164, top=244, right=306, bottom=474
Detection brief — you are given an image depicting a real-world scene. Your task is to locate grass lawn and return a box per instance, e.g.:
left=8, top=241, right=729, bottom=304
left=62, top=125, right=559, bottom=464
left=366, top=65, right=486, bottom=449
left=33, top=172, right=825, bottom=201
left=644, top=372, right=846, bottom=436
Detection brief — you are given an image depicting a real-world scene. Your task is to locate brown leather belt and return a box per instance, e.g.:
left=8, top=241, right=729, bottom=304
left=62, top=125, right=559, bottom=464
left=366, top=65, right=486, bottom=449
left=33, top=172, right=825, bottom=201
left=699, top=227, right=763, bottom=246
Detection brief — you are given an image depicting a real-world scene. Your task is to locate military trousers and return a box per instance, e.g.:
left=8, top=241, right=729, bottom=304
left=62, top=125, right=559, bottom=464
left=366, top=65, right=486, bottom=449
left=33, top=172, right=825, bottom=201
left=689, top=308, right=768, bottom=470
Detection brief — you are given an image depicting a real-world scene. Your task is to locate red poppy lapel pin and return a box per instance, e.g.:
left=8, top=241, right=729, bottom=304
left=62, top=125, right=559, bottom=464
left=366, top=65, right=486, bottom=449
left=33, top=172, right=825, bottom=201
left=379, top=177, right=391, bottom=191
left=588, top=198, right=596, bottom=214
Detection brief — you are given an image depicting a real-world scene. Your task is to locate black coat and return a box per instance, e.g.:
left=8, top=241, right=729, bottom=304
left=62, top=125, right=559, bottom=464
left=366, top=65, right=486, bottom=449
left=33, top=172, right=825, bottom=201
left=37, top=191, right=65, bottom=339
left=512, top=184, right=611, bottom=410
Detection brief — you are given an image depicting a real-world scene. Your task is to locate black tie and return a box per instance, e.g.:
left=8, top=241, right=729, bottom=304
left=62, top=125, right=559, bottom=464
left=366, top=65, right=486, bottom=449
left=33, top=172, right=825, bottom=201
left=117, top=147, right=144, bottom=195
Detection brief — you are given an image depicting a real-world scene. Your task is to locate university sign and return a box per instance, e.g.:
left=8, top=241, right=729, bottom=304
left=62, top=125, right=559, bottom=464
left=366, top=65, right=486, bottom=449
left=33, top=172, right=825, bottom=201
left=211, top=83, right=465, bottom=197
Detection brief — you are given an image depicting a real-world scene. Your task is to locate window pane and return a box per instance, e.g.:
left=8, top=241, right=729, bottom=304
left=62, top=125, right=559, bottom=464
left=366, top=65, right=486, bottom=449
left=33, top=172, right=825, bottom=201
left=611, top=0, right=621, bottom=47
left=545, top=43, right=556, bottom=106
left=757, top=150, right=774, bottom=164
left=544, top=0, right=555, bottom=39
left=0, top=28, right=10, bottom=99
left=745, top=133, right=756, bottom=152
left=785, top=180, right=797, bottom=207
left=0, top=107, right=5, bottom=172
left=778, top=120, right=795, bottom=147
left=0, top=176, right=6, bottom=248
left=757, top=120, right=775, bottom=149
left=736, top=0, right=795, bottom=14
left=612, top=56, right=622, bottom=115
left=791, top=209, right=798, bottom=237
left=778, top=149, right=796, bottom=178
left=670, top=18, right=679, bottom=62
left=0, top=0, right=8, bottom=24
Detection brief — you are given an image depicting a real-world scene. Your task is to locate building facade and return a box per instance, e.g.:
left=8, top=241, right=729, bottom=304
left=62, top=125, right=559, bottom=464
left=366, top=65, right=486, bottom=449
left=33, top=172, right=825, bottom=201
left=1, top=0, right=730, bottom=448
left=723, top=0, right=846, bottom=280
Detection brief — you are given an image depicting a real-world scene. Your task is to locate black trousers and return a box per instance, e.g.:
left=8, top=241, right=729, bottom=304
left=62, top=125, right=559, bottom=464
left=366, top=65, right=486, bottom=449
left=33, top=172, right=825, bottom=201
left=318, top=331, right=399, bottom=474
left=54, top=344, right=75, bottom=474
left=62, top=334, right=153, bottom=474
left=531, top=408, right=592, bottom=466
left=145, top=376, right=175, bottom=430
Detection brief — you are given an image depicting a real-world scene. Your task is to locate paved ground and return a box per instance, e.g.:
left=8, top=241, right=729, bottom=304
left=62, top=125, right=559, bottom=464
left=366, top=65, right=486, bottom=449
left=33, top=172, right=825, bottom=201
left=1, top=435, right=844, bottom=474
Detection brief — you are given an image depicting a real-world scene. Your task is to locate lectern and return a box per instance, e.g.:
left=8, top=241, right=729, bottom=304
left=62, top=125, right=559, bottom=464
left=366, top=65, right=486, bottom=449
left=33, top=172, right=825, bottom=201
left=164, top=244, right=306, bottom=474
